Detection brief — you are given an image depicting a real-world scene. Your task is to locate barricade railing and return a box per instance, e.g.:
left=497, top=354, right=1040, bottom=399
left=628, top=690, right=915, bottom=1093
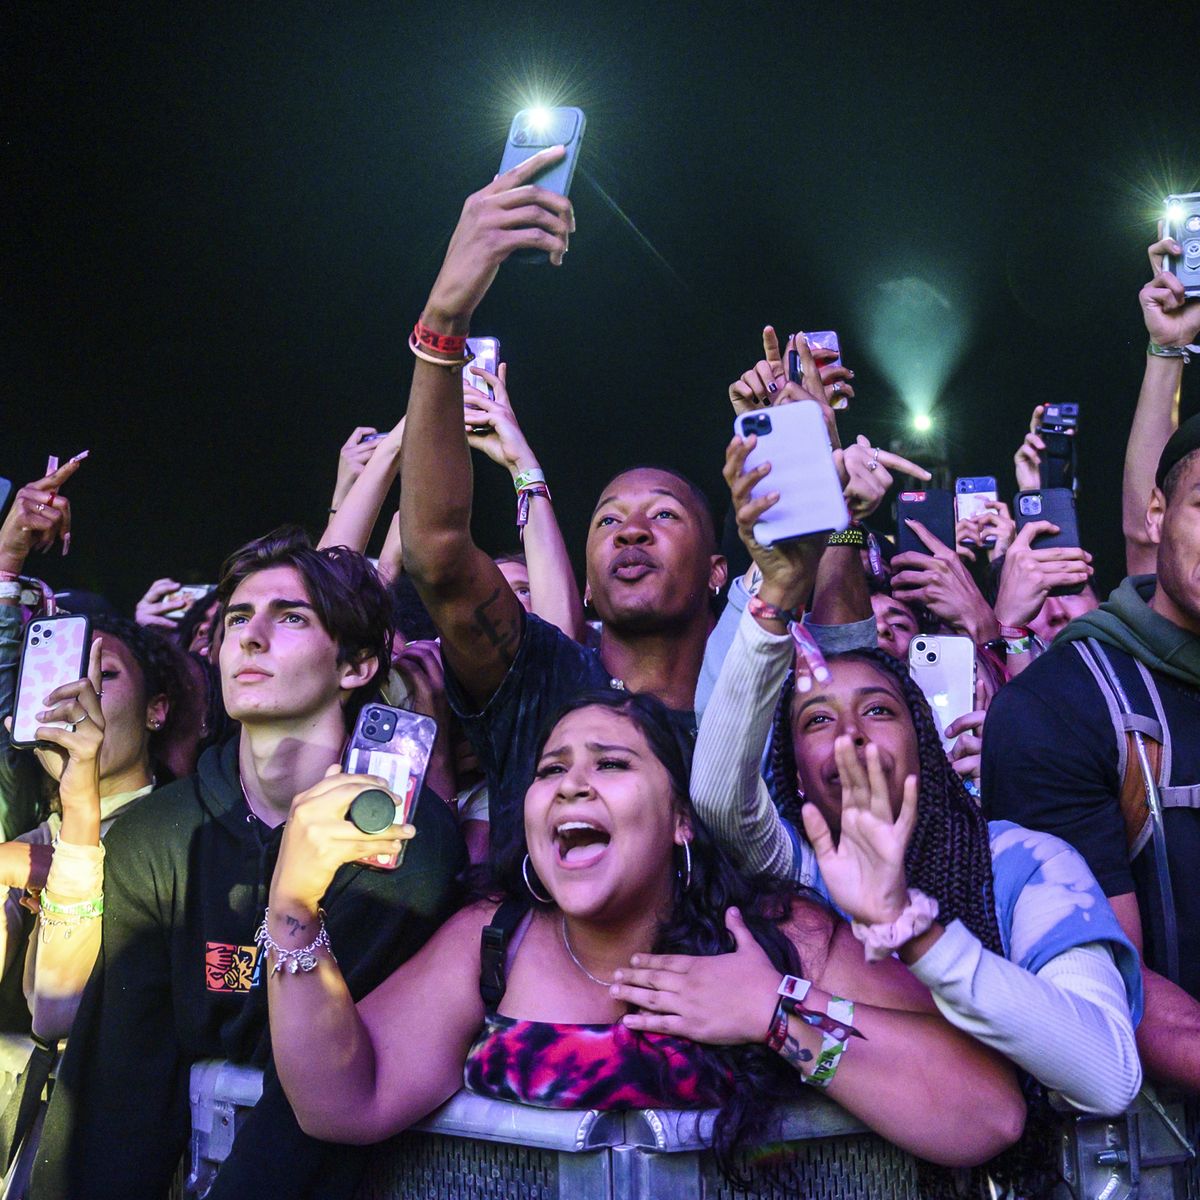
left=0, top=1036, right=1192, bottom=1200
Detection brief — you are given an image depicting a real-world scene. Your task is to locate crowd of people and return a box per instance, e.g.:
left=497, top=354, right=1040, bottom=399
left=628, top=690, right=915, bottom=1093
left=1, top=144, right=1198, bottom=1199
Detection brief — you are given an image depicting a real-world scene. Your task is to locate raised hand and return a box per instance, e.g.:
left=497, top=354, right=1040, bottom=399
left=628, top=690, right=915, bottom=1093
left=993, top=519, right=1093, bottom=629
left=1141, top=226, right=1200, bottom=349
left=333, top=427, right=382, bottom=509
left=136, top=578, right=185, bottom=628
left=801, top=738, right=918, bottom=926
left=1014, top=406, right=1046, bottom=493
left=890, top=520, right=999, bottom=645
left=945, top=703, right=986, bottom=784
left=0, top=457, right=85, bottom=573
left=464, top=363, right=535, bottom=472
left=723, top=434, right=824, bottom=613
left=836, top=435, right=929, bottom=523
left=424, top=147, right=573, bottom=331
left=611, top=907, right=784, bottom=1045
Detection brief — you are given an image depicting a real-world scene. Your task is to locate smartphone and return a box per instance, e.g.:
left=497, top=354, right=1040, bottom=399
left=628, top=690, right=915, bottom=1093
left=896, top=489, right=955, bottom=557
left=1015, top=488, right=1085, bottom=596
left=164, top=584, right=214, bottom=619
left=1166, top=193, right=1200, bottom=298
left=1038, top=402, right=1078, bottom=490
left=734, top=403, right=849, bottom=546
left=909, top=635, right=976, bottom=751
left=464, top=337, right=500, bottom=402
left=341, top=702, right=436, bottom=870
left=785, top=332, right=845, bottom=408
left=498, top=107, right=586, bottom=263
left=10, top=613, right=92, bottom=749
left=955, top=477, right=998, bottom=547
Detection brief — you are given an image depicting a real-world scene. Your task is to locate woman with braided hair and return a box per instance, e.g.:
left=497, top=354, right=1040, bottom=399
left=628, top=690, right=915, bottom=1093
left=692, top=434, right=1143, bottom=1139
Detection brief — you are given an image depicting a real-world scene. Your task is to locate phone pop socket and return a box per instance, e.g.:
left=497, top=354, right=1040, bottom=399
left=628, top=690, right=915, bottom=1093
left=347, top=788, right=397, bottom=834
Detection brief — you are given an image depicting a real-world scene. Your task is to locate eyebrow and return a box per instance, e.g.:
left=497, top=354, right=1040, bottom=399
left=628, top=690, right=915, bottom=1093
left=794, top=685, right=900, bottom=718
left=225, top=598, right=314, bottom=616
left=593, top=487, right=688, bottom=514
left=538, top=740, right=642, bottom=760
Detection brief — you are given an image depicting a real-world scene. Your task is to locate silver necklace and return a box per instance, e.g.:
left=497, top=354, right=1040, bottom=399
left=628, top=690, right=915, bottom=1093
left=560, top=916, right=616, bottom=988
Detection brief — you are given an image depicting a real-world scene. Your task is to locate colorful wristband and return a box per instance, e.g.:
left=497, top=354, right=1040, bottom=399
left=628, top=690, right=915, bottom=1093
left=806, top=998, right=856, bottom=1088
left=413, top=320, right=468, bottom=357
left=513, top=468, right=547, bottom=493
left=1148, top=341, right=1196, bottom=364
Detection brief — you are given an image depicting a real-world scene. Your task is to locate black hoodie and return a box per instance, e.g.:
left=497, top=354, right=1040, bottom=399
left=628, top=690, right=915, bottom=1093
left=31, top=736, right=465, bottom=1200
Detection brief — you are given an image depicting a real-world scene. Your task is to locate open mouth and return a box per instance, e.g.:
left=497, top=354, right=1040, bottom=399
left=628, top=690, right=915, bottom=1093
left=555, top=820, right=612, bottom=866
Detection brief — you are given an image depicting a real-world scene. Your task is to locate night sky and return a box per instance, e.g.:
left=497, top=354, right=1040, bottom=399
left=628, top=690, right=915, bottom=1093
left=5, top=2, right=1197, bottom=611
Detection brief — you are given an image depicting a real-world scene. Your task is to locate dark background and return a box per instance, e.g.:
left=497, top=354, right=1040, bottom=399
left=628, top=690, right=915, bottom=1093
left=4, top=1, right=1198, bottom=611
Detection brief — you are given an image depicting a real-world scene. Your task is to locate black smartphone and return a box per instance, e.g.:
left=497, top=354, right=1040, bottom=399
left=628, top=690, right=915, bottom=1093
left=1015, top=488, right=1085, bottom=596
left=1166, top=193, right=1200, bottom=298
left=1038, top=402, right=1078, bottom=490
left=896, top=489, right=956, bottom=556
left=498, top=107, right=586, bottom=264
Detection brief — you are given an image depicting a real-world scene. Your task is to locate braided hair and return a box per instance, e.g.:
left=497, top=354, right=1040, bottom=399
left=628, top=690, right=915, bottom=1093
left=768, top=648, right=1059, bottom=1199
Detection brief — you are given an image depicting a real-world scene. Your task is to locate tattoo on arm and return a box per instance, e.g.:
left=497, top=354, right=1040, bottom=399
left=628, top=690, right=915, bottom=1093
left=780, top=1030, right=815, bottom=1072
left=471, top=587, right=520, bottom=658
left=284, top=914, right=309, bottom=936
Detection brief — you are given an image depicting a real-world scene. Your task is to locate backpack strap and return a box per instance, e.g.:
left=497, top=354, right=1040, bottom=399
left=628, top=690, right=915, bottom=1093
left=1074, top=642, right=1165, bottom=857
left=479, top=897, right=531, bottom=1012
left=1084, top=639, right=1181, bottom=985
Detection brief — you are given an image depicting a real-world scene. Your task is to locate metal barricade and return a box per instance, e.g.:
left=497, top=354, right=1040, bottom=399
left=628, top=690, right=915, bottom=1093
left=182, top=1061, right=1199, bottom=1200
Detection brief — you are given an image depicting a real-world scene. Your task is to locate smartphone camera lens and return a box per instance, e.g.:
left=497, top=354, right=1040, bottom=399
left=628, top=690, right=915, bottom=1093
left=45, top=629, right=53, bottom=638
left=368, top=709, right=380, bottom=722
left=30, top=637, right=39, bottom=646
left=927, top=651, right=938, bottom=663
left=365, top=725, right=377, bottom=738
left=31, top=625, right=41, bottom=635
left=914, top=639, right=926, bottom=654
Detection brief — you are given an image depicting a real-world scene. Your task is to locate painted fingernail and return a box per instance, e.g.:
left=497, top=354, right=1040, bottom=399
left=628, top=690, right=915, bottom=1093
left=68, top=450, right=90, bottom=464
left=767, top=381, right=777, bottom=394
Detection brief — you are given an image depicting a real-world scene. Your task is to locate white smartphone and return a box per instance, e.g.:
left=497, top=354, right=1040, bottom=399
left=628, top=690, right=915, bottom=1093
left=734, top=402, right=849, bottom=546
left=11, top=614, right=92, bottom=749
left=907, top=634, right=976, bottom=750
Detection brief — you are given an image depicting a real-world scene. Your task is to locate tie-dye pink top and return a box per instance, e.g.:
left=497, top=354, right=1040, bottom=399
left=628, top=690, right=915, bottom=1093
left=463, top=1012, right=734, bottom=1110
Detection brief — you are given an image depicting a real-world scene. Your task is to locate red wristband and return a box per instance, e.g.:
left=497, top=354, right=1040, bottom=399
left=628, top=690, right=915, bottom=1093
left=413, top=319, right=468, bottom=357
left=747, top=596, right=799, bottom=625
left=998, top=623, right=1032, bottom=640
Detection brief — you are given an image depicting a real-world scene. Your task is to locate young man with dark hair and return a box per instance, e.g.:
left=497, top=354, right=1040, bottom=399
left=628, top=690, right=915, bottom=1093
left=33, top=528, right=465, bottom=1200
left=398, top=150, right=728, bottom=863
left=984, top=418, right=1200, bottom=1096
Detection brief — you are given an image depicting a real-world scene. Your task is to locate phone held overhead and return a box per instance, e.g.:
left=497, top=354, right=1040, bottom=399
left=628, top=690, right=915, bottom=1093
left=1166, top=192, right=1200, bottom=298
left=499, top=107, right=586, bottom=264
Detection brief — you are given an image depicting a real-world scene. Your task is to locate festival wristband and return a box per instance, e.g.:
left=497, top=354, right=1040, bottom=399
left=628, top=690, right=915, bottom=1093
left=413, top=320, right=468, bottom=357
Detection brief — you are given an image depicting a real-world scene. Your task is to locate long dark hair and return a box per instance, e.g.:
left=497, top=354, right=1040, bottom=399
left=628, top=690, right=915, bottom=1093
left=768, top=648, right=1058, bottom=1199
left=490, top=689, right=817, bottom=1179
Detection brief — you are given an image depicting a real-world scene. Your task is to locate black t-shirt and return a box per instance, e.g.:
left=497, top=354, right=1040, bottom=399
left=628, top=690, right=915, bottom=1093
left=445, top=612, right=695, bottom=862
left=982, top=641, right=1200, bottom=1000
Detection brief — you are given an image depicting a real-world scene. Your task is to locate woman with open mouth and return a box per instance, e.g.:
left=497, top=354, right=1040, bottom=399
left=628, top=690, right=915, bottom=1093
left=261, top=689, right=1025, bottom=1178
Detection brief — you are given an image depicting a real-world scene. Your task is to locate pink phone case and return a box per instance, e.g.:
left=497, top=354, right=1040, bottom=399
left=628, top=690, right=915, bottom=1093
left=11, top=614, right=91, bottom=749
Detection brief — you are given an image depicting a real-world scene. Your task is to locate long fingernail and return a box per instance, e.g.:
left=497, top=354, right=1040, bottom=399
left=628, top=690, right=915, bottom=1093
left=62, top=533, right=71, bottom=557
left=68, top=450, right=90, bottom=464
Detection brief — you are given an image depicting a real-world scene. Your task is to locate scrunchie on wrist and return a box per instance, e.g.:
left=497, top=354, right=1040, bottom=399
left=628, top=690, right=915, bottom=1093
left=850, top=889, right=939, bottom=962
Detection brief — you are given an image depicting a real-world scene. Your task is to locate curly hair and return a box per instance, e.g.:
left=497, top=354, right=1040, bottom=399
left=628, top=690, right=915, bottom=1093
left=486, top=689, right=817, bottom=1180
left=767, top=648, right=1059, bottom=1199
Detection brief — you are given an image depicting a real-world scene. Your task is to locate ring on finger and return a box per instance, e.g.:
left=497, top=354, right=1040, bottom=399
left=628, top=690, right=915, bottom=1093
left=36, top=503, right=46, bottom=513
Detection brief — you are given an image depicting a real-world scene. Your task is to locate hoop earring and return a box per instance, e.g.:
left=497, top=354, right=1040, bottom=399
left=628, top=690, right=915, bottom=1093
left=677, top=840, right=693, bottom=891
left=522, top=854, right=552, bottom=905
